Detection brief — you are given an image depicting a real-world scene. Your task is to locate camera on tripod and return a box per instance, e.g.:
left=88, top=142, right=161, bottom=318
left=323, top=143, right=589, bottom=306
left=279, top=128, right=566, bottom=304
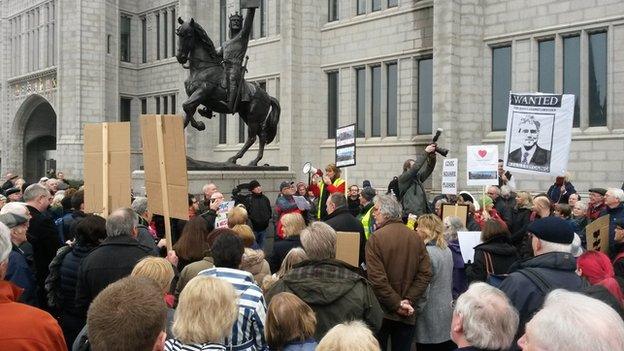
left=431, top=128, right=449, bottom=157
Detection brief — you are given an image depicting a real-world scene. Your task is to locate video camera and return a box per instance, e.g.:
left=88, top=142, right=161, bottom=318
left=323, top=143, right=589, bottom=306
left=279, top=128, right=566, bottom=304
left=431, top=128, right=449, bottom=157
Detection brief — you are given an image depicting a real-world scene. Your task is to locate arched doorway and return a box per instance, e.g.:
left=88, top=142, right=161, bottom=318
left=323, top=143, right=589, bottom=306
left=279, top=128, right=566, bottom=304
left=11, top=95, right=57, bottom=182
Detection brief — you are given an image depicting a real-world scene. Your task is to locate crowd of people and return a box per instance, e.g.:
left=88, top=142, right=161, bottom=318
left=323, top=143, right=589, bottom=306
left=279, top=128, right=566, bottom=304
left=2, top=145, right=624, bottom=351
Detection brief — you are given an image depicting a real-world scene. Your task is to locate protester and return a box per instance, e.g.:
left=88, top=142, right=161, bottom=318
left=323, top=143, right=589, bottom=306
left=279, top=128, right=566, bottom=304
left=275, top=181, right=300, bottom=239
left=267, top=221, right=383, bottom=340
left=587, top=187, right=607, bottom=221
left=365, top=194, right=431, bottom=351
left=227, top=205, right=249, bottom=228
left=451, top=282, right=519, bottom=351
left=0, top=210, right=37, bottom=306
left=398, top=144, right=437, bottom=218
left=58, top=189, right=86, bottom=242
left=357, top=186, right=377, bottom=241
left=347, top=184, right=361, bottom=216
left=198, top=182, right=219, bottom=213
left=546, top=173, right=576, bottom=204
left=131, top=196, right=160, bottom=251
left=316, top=163, right=346, bottom=220
left=173, top=216, right=211, bottom=272
left=571, top=200, right=589, bottom=244
left=265, top=292, right=318, bottom=351
left=246, top=180, right=272, bottom=248
left=83, top=276, right=167, bottom=351
left=166, top=276, right=237, bottom=351
left=497, top=159, right=516, bottom=189
left=601, top=188, right=624, bottom=256
left=509, top=191, right=533, bottom=256
left=518, top=290, right=624, bottom=351
left=487, top=185, right=514, bottom=225
left=576, top=250, right=624, bottom=305
left=324, top=193, right=366, bottom=267
left=268, top=212, right=305, bottom=273
left=434, top=198, right=448, bottom=218
left=295, top=181, right=316, bottom=222
left=443, top=216, right=467, bottom=299
left=198, top=233, right=268, bottom=351
left=316, top=320, right=381, bottom=351
left=262, top=247, right=308, bottom=292
left=233, top=224, right=271, bottom=284
left=466, top=219, right=518, bottom=283
left=568, top=192, right=581, bottom=207
left=613, top=218, right=624, bottom=278
left=499, top=217, right=587, bottom=340
left=473, top=196, right=507, bottom=230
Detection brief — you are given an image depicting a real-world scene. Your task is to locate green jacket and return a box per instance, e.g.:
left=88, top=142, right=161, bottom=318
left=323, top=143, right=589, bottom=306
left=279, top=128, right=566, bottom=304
left=266, top=259, right=383, bottom=340
left=398, top=152, right=436, bottom=216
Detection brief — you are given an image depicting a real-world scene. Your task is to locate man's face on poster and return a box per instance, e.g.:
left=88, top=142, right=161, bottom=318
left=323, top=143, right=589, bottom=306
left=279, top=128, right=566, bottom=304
left=519, top=120, right=539, bottom=149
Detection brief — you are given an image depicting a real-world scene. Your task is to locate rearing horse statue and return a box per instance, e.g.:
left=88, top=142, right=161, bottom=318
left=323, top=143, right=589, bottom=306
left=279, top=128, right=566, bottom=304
left=176, top=18, right=280, bottom=166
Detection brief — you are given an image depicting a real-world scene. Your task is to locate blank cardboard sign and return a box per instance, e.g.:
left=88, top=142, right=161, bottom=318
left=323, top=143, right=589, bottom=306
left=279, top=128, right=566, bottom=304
left=83, top=122, right=131, bottom=216
left=336, top=231, right=360, bottom=267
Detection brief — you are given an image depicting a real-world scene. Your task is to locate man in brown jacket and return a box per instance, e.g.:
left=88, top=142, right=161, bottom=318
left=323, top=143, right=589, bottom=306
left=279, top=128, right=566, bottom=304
left=366, top=194, right=432, bottom=351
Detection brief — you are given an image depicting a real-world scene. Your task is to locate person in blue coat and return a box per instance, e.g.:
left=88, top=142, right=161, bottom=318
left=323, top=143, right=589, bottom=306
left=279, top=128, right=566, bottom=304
left=0, top=212, right=37, bottom=306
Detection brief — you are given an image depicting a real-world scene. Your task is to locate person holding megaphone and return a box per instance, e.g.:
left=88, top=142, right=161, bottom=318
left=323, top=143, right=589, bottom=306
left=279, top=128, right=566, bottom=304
left=316, top=163, right=346, bottom=221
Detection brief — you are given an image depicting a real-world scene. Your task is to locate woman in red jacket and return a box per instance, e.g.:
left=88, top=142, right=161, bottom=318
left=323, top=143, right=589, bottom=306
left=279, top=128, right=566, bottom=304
left=316, top=163, right=345, bottom=220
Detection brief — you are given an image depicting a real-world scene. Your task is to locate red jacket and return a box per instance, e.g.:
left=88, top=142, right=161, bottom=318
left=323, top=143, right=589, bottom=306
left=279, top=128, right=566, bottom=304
left=0, top=281, right=67, bottom=350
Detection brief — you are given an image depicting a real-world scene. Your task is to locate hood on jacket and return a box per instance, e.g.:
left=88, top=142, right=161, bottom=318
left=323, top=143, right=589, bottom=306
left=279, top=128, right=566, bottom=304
left=510, top=251, right=577, bottom=273
left=240, top=248, right=266, bottom=274
left=282, top=260, right=365, bottom=306
left=475, top=235, right=518, bottom=256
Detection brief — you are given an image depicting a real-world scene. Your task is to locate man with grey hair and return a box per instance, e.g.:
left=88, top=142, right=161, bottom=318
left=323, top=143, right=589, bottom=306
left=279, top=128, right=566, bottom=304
left=601, top=187, right=624, bottom=256
left=0, top=221, right=67, bottom=349
left=366, top=194, right=432, bottom=351
left=500, top=216, right=587, bottom=345
left=24, top=183, right=58, bottom=309
left=130, top=197, right=159, bottom=254
left=266, top=221, right=383, bottom=340
left=451, top=282, right=519, bottom=351
left=518, top=290, right=624, bottom=351
left=75, top=207, right=155, bottom=320
left=324, top=192, right=366, bottom=267
left=198, top=182, right=219, bottom=213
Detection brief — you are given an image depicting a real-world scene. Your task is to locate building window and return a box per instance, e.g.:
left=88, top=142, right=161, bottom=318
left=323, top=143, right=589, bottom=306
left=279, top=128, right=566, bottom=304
left=327, top=71, right=339, bottom=138
left=491, top=45, right=511, bottom=131
left=328, top=0, right=338, bottom=22
left=141, top=17, right=147, bottom=63
left=252, top=0, right=266, bottom=39
left=276, top=0, right=281, bottom=34
left=120, top=98, right=132, bottom=122
left=388, top=0, right=398, bottom=8
left=356, top=68, right=366, bottom=137
left=357, top=0, right=366, bottom=15
left=219, top=114, right=227, bottom=144
left=171, top=8, right=176, bottom=57
left=156, top=13, right=161, bottom=60
left=371, top=65, right=381, bottom=137
left=387, top=62, right=397, bottom=137
left=563, top=35, right=580, bottom=127
left=107, top=34, right=112, bottom=54
left=538, top=39, right=554, bottom=93
left=418, top=58, right=433, bottom=135
left=163, top=96, right=168, bottom=114
left=220, top=0, right=227, bottom=45
left=588, top=31, right=607, bottom=127
left=372, top=0, right=381, bottom=12
left=164, top=10, right=168, bottom=59
left=155, top=96, right=161, bottom=114
left=120, top=15, right=131, bottom=62
left=170, top=94, right=176, bottom=113
left=141, top=98, right=147, bottom=114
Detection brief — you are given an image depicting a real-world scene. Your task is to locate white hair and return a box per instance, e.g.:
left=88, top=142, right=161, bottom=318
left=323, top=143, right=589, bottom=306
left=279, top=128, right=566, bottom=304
left=500, top=185, right=511, bottom=197
left=454, top=282, right=519, bottom=350
left=23, top=183, right=50, bottom=202
left=0, top=202, right=30, bottom=217
left=0, top=222, right=11, bottom=263
left=131, top=197, right=149, bottom=215
left=573, top=201, right=588, bottom=213
left=373, top=194, right=402, bottom=220
left=607, top=188, right=624, bottom=202
left=538, top=239, right=572, bottom=255
left=525, top=289, right=624, bottom=351
left=105, top=208, right=138, bottom=237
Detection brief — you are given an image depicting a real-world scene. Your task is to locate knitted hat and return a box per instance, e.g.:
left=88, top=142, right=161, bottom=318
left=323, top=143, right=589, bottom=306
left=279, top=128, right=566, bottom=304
left=480, top=196, right=493, bottom=208
left=527, top=217, right=574, bottom=244
left=0, top=213, right=29, bottom=229
left=248, top=180, right=261, bottom=191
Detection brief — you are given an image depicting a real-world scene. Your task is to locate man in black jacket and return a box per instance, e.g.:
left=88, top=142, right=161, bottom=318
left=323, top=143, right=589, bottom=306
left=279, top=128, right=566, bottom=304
left=324, top=193, right=366, bottom=268
left=24, top=183, right=58, bottom=309
left=74, top=208, right=155, bottom=320
left=246, top=180, right=272, bottom=248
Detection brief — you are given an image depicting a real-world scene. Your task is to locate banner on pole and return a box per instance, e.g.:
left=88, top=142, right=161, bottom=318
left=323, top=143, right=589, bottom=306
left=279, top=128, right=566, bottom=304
left=335, top=124, right=356, bottom=167
left=466, top=145, right=498, bottom=186
left=441, top=158, right=458, bottom=195
left=503, top=93, right=574, bottom=176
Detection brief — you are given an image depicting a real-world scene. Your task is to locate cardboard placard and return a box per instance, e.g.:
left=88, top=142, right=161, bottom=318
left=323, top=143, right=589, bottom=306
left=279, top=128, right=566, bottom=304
left=140, top=115, right=189, bottom=221
left=586, top=214, right=610, bottom=254
left=441, top=204, right=469, bottom=228
left=336, top=231, right=360, bottom=267
left=83, top=122, right=131, bottom=216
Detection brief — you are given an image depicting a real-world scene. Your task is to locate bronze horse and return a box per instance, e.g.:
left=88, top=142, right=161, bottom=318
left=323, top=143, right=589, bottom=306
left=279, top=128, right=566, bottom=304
left=176, top=18, right=280, bottom=166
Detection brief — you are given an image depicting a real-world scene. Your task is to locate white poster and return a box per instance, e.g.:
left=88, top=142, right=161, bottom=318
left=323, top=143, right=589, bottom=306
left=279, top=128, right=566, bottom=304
left=335, top=124, right=356, bottom=167
left=457, top=231, right=482, bottom=263
left=466, top=145, right=498, bottom=186
left=441, top=158, right=458, bottom=195
left=503, top=93, right=574, bottom=176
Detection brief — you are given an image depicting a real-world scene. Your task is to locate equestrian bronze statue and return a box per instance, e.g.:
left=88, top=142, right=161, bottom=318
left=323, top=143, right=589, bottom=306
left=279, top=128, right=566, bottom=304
left=175, top=5, right=280, bottom=166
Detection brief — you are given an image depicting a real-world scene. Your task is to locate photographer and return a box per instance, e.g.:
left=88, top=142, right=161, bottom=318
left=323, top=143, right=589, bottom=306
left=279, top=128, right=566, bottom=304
left=398, top=144, right=437, bottom=220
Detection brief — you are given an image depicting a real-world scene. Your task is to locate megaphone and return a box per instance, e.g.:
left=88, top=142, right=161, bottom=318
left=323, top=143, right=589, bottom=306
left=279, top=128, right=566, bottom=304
left=302, top=162, right=323, bottom=176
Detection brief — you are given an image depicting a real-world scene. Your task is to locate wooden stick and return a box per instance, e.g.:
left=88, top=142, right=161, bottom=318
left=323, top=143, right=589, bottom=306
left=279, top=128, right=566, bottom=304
left=155, top=116, right=173, bottom=252
left=102, top=123, right=109, bottom=218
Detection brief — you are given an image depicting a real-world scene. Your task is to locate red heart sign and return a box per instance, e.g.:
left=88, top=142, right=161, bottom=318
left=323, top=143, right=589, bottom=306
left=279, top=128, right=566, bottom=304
left=478, top=150, right=487, bottom=158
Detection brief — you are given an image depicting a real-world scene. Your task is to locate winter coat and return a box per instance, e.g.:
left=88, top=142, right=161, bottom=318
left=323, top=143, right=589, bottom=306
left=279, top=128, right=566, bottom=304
left=447, top=240, right=467, bottom=299
left=268, top=235, right=302, bottom=273
left=176, top=256, right=215, bottom=296
left=275, top=195, right=301, bottom=239
left=26, top=205, right=61, bottom=304
left=266, top=259, right=384, bottom=340
left=324, top=207, right=366, bottom=267
left=415, top=245, right=454, bottom=344
left=0, top=281, right=67, bottom=351
left=282, top=340, right=318, bottom=351
left=347, top=197, right=360, bottom=217
left=75, top=235, right=154, bottom=318
left=240, top=248, right=271, bottom=284
left=546, top=181, right=576, bottom=204
left=499, top=252, right=588, bottom=336
left=398, top=153, right=436, bottom=217
left=600, top=203, right=624, bottom=256
left=137, top=224, right=159, bottom=255
left=365, top=219, right=432, bottom=325
left=494, top=196, right=516, bottom=227
left=247, top=192, right=272, bottom=231
left=6, top=244, right=37, bottom=306
left=466, top=235, right=519, bottom=283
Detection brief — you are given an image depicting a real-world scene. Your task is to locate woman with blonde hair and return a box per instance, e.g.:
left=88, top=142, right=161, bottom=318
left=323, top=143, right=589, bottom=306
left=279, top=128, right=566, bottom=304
left=227, top=205, right=249, bottom=228
left=232, top=224, right=270, bottom=284
left=266, top=292, right=317, bottom=350
left=262, top=248, right=307, bottom=292
left=269, top=212, right=306, bottom=272
left=165, top=276, right=238, bottom=350
left=414, top=214, right=455, bottom=351
left=317, top=320, right=380, bottom=351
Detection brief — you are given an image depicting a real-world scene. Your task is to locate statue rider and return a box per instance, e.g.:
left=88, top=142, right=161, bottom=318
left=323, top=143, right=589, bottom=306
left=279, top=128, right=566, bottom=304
left=219, top=6, right=256, bottom=112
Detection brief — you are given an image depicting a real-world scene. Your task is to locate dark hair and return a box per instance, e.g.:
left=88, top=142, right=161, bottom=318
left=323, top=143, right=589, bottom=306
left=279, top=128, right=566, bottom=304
left=206, top=228, right=237, bottom=248
left=61, top=188, right=78, bottom=211
left=481, top=219, right=509, bottom=242
left=173, top=216, right=210, bottom=261
left=75, top=214, right=107, bottom=247
left=188, top=193, right=196, bottom=207
left=211, top=233, right=244, bottom=269
left=555, top=203, right=572, bottom=219
left=71, top=189, right=85, bottom=210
